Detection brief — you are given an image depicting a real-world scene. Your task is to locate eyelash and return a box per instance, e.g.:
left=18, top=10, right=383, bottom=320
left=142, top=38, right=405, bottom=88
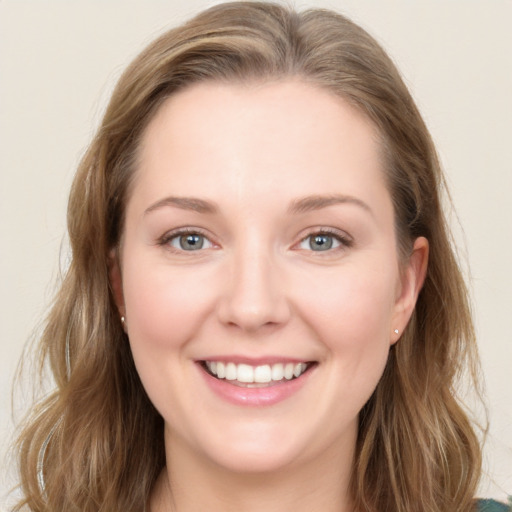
left=297, top=228, right=353, bottom=253
left=158, top=227, right=214, bottom=253
left=157, top=227, right=353, bottom=253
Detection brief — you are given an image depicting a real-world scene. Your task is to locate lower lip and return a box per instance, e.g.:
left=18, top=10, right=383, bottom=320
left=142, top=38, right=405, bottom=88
left=198, top=364, right=314, bottom=406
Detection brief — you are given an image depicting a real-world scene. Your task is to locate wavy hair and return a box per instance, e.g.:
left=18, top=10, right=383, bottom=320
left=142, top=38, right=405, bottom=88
left=14, top=2, right=482, bottom=511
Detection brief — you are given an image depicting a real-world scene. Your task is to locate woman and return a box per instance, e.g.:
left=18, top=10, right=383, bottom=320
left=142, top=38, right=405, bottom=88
left=12, top=2, right=509, bottom=511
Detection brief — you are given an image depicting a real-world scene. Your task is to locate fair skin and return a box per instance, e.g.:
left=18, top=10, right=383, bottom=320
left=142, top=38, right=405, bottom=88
left=111, top=80, right=428, bottom=512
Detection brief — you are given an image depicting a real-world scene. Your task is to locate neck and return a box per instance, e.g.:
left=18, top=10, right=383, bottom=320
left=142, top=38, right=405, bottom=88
left=150, top=430, right=356, bottom=512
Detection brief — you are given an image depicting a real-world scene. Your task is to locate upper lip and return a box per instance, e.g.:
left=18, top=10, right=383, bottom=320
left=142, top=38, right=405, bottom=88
left=196, top=356, right=314, bottom=365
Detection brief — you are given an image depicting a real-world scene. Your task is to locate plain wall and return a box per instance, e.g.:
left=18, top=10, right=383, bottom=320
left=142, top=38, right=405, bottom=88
left=1, top=0, right=511, bottom=507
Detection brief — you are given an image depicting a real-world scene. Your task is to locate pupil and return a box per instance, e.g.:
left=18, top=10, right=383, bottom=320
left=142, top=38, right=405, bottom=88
left=181, top=234, right=203, bottom=250
left=311, top=235, right=332, bottom=251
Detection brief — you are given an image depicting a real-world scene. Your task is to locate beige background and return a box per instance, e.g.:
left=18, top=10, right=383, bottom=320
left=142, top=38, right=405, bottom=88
left=1, top=0, right=511, bottom=507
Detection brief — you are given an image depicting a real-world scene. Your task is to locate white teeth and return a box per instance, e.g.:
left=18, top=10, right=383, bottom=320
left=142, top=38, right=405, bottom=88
left=294, top=363, right=307, bottom=377
left=216, top=362, right=226, bottom=379
left=205, top=360, right=309, bottom=383
left=254, top=365, right=271, bottom=383
left=237, top=364, right=254, bottom=383
left=225, top=362, right=237, bottom=381
left=271, top=363, right=284, bottom=381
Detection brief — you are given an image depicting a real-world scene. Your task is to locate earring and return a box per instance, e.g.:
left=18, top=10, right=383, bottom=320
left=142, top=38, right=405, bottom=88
left=121, top=316, right=127, bottom=333
left=394, top=329, right=399, bottom=334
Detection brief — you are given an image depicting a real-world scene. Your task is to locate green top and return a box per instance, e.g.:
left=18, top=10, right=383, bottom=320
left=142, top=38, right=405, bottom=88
left=477, top=499, right=511, bottom=511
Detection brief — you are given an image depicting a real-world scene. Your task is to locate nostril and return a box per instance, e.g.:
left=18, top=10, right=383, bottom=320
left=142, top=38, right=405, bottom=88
left=218, top=300, right=290, bottom=331
left=215, top=256, right=292, bottom=330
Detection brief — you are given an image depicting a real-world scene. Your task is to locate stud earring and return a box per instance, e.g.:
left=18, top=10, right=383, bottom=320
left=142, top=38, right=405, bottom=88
left=394, top=329, right=399, bottom=334
left=121, top=316, right=126, bottom=324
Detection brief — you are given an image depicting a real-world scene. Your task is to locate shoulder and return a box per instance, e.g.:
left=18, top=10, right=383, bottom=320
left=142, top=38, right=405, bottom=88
left=476, top=499, right=511, bottom=511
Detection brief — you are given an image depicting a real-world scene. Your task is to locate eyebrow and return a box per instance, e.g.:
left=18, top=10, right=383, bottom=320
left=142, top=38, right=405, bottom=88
left=288, top=194, right=374, bottom=217
left=144, top=193, right=373, bottom=217
left=144, top=196, right=219, bottom=215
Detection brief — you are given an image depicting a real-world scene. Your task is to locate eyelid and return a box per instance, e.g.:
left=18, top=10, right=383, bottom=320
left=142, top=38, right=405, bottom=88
left=156, top=226, right=352, bottom=253
left=295, top=227, right=353, bottom=251
left=158, top=227, right=217, bottom=252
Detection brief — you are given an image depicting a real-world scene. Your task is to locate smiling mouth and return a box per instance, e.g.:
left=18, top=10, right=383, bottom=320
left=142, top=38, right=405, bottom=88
left=200, top=361, right=315, bottom=388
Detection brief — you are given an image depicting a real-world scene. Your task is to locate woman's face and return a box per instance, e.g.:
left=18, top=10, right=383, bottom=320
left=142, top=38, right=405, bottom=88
left=114, top=80, right=427, bottom=474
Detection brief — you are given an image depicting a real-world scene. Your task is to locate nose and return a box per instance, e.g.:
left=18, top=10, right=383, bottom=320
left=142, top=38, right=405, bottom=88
left=216, top=246, right=291, bottom=332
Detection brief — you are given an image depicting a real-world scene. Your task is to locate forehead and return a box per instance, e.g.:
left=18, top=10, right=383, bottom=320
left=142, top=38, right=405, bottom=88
left=131, top=79, right=389, bottom=216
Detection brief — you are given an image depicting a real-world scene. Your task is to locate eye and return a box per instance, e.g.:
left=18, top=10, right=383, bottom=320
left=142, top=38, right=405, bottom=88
left=298, top=231, right=351, bottom=252
left=164, top=231, right=214, bottom=251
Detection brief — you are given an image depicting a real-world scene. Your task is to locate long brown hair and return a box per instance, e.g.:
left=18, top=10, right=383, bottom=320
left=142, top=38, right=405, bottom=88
left=14, top=3, right=482, bottom=511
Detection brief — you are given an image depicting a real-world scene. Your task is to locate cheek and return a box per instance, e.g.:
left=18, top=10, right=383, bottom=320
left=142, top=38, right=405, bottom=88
left=120, top=257, right=220, bottom=402
left=120, top=255, right=217, bottom=417
left=122, top=257, right=213, bottom=349
left=296, top=262, right=397, bottom=382
left=299, top=262, right=397, bottom=338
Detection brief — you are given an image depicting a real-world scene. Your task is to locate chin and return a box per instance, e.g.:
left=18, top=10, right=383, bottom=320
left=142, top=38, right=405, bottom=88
left=175, top=420, right=314, bottom=475
left=206, top=442, right=304, bottom=475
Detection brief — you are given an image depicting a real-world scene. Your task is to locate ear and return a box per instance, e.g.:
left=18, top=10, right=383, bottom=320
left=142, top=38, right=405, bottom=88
left=391, top=236, right=429, bottom=344
left=108, top=248, right=125, bottom=317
